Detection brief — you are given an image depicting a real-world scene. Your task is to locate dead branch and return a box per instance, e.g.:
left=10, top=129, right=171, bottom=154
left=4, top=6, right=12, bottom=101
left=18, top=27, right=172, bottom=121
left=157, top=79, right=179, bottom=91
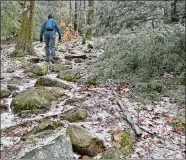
left=107, top=79, right=142, bottom=137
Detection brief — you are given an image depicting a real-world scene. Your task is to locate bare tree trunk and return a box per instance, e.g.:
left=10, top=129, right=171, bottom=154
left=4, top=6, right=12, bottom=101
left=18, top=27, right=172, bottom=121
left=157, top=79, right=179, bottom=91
left=69, top=0, right=72, bottom=25
left=171, top=0, right=179, bottom=22
left=85, top=0, right=94, bottom=40
left=14, top=1, right=35, bottom=57
left=74, top=1, right=78, bottom=32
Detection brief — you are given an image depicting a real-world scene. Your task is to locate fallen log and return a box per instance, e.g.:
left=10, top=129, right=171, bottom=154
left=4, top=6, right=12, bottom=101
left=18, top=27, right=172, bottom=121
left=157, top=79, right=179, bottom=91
left=108, top=79, right=142, bottom=137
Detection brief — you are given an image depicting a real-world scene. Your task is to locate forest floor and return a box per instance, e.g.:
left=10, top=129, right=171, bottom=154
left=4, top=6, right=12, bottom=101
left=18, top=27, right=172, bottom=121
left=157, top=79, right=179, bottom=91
left=1, top=38, right=185, bottom=159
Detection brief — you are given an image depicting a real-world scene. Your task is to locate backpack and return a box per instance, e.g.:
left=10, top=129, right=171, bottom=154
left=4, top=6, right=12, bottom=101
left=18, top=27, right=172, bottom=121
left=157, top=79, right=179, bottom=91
left=45, top=19, right=55, bottom=31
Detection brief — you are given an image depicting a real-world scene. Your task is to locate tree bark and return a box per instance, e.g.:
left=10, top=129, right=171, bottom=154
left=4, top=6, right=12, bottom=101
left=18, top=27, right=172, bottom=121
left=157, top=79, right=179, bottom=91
left=85, top=0, right=94, bottom=40
left=14, top=1, right=35, bottom=56
left=74, top=1, right=78, bottom=32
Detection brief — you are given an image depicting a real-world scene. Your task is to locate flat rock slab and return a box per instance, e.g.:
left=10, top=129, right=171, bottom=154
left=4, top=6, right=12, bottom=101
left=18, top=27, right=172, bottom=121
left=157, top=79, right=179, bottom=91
left=35, top=75, right=72, bottom=89
left=64, top=54, right=88, bottom=60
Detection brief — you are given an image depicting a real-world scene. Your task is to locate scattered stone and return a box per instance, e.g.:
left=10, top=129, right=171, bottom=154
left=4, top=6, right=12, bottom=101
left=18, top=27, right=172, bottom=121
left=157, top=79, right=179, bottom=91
left=35, top=75, right=71, bottom=89
left=87, top=43, right=93, bottom=49
left=64, top=109, right=88, bottom=122
left=102, top=147, right=125, bottom=159
left=29, top=63, right=48, bottom=76
left=29, top=118, right=63, bottom=135
left=58, top=48, right=67, bottom=52
left=28, top=57, right=40, bottom=63
left=64, top=61, right=72, bottom=65
left=12, top=91, right=19, bottom=97
left=66, top=125, right=104, bottom=156
left=1, top=88, right=11, bottom=98
left=84, top=49, right=91, bottom=53
left=64, top=97, right=85, bottom=106
left=74, top=59, right=83, bottom=63
left=21, top=134, right=73, bottom=159
left=57, top=70, right=81, bottom=82
left=52, top=63, right=72, bottom=72
left=10, top=87, right=64, bottom=114
left=65, top=54, right=87, bottom=60
left=6, top=68, right=15, bottom=73
left=7, top=84, right=19, bottom=91
left=0, top=104, right=9, bottom=113
left=17, top=109, right=47, bottom=118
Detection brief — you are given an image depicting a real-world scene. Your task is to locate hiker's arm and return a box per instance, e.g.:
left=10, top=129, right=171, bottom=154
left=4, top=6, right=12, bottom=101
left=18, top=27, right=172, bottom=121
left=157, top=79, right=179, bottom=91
left=55, top=21, right=62, bottom=38
left=40, top=21, right=46, bottom=38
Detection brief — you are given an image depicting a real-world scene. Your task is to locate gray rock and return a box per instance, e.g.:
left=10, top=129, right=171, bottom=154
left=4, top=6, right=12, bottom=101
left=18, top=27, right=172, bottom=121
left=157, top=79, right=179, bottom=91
left=21, top=134, right=73, bottom=159
left=65, top=54, right=87, bottom=60
left=102, top=147, right=125, bottom=159
left=10, top=87, right=65, bottom=114
left=1, top=88, right=11, bottom=98
left=7, top=84, right=19, bottom=91
left=52, top=63, right=72, bottom=72
left=57, top=70, right=81, bottom=82
left=6, top=68, right=15, bottom=73
left=74, top=59, right=83, bottom=63
left=0, top=103, right=9, bottom=113
left=66, top=125, right=104, bottom=156
left=29, top=63, right=48, bottom=76
left=35, top=75, right=71, bottom=89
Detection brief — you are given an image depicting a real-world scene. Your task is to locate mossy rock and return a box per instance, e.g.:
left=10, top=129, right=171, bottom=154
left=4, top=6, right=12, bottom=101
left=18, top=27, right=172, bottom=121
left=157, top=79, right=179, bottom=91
left=35, top=75, right=71, bottom=89
left=66, top=125, right=104, bottom=156
left=102, top=147, right=125, bottom=159
left=57, top=70, right=81, bottom=82
left=64, top=109, right=88, bottom=122
left=30, top=63, right=48, bottom=76
left=10, top=87, right=64, bottom=114
left=31, top=118, right=63, bottom=135
left=120, top=132, right=135, bottom=157
left=17, top=109, right=47, bottom=118
left=22, top=118, right=63, bottom=140
left=64, top=97, right=85, bottom=106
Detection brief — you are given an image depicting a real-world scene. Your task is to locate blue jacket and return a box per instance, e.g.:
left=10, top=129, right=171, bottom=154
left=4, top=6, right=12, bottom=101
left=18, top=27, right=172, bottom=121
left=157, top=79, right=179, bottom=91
left=40, top=18, right=62, bottom=38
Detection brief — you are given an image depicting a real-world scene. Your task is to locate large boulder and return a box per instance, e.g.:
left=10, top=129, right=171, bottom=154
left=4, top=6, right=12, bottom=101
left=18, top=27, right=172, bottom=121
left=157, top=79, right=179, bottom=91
left=57, top=70, right=81, bottom=82
left=21, top=134, right=73, bottom=159
left=66, top=125, right=104, bottom=156
left=35, top=75, right=71, bottom=89
left=10, top=87, right=64, bottom=114
left=64, top=109, right=88, bottom=122
left=1, top=88, right=11, bottom=98
left=29, top=63, right=48, bottom=76
left=102, top=147, right=125, bottom=159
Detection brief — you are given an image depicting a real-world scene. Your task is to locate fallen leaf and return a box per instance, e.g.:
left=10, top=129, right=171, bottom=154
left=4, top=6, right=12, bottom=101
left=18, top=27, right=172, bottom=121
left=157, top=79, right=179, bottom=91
left=176, top=125, right=183, bottom=132
left=138, top=153, right=144, bottom=159
left=156, top=140, right=162, bottom=144
left=113, top=133, right=122, bottom=141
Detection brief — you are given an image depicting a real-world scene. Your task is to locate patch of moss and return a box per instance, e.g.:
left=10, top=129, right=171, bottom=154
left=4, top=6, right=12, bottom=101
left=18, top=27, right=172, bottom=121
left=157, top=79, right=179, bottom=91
left=43, top=63, right=48, bottom=75
left=31, top=118, right=63, bottom=135
left=11, top=88, right=63, bottom=113
left=86, top=76, right=100, bottom=85
left=171, top=116, right=186, bottom=130
left=120, top=132, right=135, bottom=157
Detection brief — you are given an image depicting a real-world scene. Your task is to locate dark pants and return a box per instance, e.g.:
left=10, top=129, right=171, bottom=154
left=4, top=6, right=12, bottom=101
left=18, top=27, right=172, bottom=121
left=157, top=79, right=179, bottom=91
left=44, top=34, right=55, bottom=58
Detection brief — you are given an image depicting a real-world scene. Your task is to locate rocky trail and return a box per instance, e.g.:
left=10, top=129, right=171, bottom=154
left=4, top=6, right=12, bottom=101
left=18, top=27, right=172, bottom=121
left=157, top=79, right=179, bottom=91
left=0, top=39, right=185, bottom=159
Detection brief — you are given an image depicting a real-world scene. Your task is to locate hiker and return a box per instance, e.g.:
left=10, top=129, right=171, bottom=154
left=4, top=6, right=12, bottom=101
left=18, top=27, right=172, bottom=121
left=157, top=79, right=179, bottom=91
left=40, top=14, right=62, bottom=61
